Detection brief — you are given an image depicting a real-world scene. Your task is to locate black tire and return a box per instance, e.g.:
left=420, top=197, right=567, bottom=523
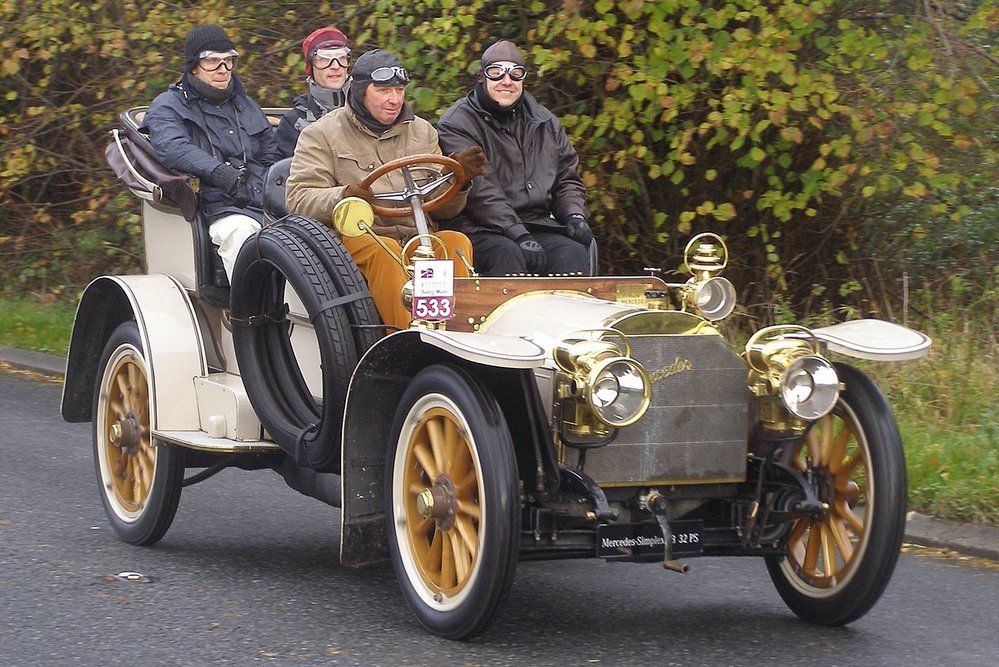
left=765, top=363, right=907, bottom=625
left=230, top=225, right=358, bottom=471
left=274, top=214, right=383, bottom=355
left=386, top=364, right=519, bottom=640
left=93, top=321, right=183, bottom=546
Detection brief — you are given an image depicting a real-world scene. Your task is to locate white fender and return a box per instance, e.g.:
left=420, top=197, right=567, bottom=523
left=94, top=274, right=207, bottom=429
left=810, top=319, right=932, bottom=361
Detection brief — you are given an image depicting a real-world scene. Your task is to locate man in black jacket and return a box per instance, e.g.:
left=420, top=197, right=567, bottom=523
left=275, top=26, right=351, bottom=159
left=437, top=40, right=594, bottom=276
left=141, top=24, right=280, bottom=280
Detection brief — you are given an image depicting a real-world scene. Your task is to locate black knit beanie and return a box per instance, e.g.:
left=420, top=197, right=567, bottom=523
left=185, top=24, right=236, bottom=71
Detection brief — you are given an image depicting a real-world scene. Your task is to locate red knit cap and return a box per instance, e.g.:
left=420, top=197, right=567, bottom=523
left=302, top=27, right=349, bottom=76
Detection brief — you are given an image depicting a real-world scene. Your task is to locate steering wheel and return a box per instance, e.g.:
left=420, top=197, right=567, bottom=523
left=359, top=154, right=464, bottom=219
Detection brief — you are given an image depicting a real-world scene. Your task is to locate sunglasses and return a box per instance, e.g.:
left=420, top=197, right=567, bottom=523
left=368, top=65, right=410, bottom=84
left=483, top=64, right=527, bottom=81
left=198, top=50, right=239, bottom=72
left=312, top=48, right=351, bottom=70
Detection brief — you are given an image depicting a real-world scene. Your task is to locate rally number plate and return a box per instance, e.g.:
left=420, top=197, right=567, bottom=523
left=597, top=520, right=704, bottom=560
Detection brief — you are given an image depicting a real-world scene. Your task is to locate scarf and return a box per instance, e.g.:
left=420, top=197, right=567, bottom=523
left=184, top=71, right=235, bottom=105
left=473, top=80, right=523, bottom=118
left=308, top=79, right=345, bottom=114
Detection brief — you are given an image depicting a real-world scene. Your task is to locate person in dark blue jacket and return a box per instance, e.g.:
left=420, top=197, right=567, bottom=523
left=141, top=24, right=281, bottom=280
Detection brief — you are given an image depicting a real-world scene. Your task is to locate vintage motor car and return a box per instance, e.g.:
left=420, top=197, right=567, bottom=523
left=61, top=107, right=932, bottom=640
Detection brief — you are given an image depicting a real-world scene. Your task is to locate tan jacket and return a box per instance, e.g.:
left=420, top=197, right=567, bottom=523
left=285, top=105, right=467, bottom=241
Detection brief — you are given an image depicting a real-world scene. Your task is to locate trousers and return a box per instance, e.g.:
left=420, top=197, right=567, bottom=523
left=342, top=230, right=473, bottom=331
left=209, top=214, right=262, bottom=281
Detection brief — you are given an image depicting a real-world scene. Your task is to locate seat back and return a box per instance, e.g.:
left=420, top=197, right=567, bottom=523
left=263, top=157, right=292, bottom=223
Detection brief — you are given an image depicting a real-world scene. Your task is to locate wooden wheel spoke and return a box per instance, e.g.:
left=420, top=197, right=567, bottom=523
left=820, top=523, right=839, bottom=579
left=827, top=514, right=856, bottom=563
left=412, top=441, right=438, bottom=480
left=456, top=498, right=481, bottom=521
left=450, top=527, right=471, bottom=583
left=817, top=417, right=834, bottom=465
left=426, top=417, right=447, bottom=476
left=114, top=373, right=130, bottom=408
left=834, top=497, right=865, bottom=533
left=425, top=527, right=443, bottom=582
left=834, top=478, right=863, bottom=501
left=138, top=443, right=156, bottom=468
left=806, top=428, right=821, bottom=467
left=827, top=426, right=851, bottom=474
left=412, top=515, right=435, bottom=541
left=454, top=515, right=478, bottom=560
left=440, top=531, right=456, bottom=588
left=802, top=522, right=821, bottom=574
left=112, top=450, right=128, bottom=478
left=839, top=454, right=862, bottom=478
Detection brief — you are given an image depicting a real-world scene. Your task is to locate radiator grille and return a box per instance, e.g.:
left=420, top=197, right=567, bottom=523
left=581, top=333, right=749, bottom=486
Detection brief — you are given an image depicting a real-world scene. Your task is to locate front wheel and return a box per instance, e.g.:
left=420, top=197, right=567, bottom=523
left=93, top=321, right=184, bottom=546
left=765, top=363, right=907, bottom=625
left=386, top=364, right=519, bottom=640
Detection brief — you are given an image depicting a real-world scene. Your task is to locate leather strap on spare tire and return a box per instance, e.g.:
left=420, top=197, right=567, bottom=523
left=273, top=215, right=383, bottom=357
left=229, top=225, right=359, bottom=472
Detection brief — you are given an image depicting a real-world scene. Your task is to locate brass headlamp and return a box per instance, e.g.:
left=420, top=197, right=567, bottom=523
left=745, top=325, right=840, bottom=427
left=553, top=329, right=651, bottom=431
left=678, top=233, right=736, bottom=321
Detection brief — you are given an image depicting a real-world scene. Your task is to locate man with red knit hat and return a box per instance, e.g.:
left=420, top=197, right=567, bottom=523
left=276, top=26, right=352, bottom=158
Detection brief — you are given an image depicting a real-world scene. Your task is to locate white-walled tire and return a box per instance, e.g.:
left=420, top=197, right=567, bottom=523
left=386, top=364, right=519, bottom=640
left=93, top=321, right=183, bottom=546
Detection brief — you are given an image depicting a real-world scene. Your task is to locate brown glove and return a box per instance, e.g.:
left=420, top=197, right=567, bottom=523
left=343, top=182, right=375, bottom=205
left=448, top=146, right=488, bottom=186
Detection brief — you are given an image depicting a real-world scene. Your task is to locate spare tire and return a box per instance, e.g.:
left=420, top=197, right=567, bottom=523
left=230, top=225, right=358, bottom=472
left=274, top=215, right=383, bottom=356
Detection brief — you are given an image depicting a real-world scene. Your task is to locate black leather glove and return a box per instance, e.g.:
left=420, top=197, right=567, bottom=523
left=211, top=162, right=242, bottom=196
left=448, top=146, right=488, bottom=186
left=564, top=214, right=594, bottom=246
left=232, top=170, right=252, bottom=207
left=343, top=183, right=376, bottom=205
left=515, top=234, right=546, bottom=274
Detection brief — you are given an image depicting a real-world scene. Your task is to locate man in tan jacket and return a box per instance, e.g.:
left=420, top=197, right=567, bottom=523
left=286, top=49, right=486, bottom=330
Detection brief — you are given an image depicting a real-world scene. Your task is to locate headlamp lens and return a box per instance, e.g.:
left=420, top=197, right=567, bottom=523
left=588, top=359, right=650, bottom=427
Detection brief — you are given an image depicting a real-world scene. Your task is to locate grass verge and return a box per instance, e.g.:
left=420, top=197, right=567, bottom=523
left=0, top=296, right=74, bottom=357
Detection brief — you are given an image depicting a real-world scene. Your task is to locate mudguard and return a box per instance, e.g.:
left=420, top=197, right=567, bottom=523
left=61, top=274, right=207, bottom=429
left=338, top=328, right=546, bottom=567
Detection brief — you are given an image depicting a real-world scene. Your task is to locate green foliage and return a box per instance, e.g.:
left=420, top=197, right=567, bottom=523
left=1, top=1, right=997, bottom=324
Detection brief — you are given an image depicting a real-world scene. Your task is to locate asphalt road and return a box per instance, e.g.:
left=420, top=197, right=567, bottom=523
left=2, top=369, right=997, bottom=666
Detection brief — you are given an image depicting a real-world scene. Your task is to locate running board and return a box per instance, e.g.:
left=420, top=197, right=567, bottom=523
left=154, top=429, right=280, bottom=453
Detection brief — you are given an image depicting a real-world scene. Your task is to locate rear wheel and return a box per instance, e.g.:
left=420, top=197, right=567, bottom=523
left=93, top=321, right=183, bottom=546
left=386, top=365, right=519, bottom=640
left=765, top=363, right=906, bottom=625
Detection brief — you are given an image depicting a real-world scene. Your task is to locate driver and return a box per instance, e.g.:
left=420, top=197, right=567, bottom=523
left=286, top=49, right=487, bottom=330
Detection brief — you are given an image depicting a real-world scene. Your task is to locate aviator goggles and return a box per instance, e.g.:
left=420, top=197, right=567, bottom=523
left=483, top=64, right=527, bottom=81
left=365, top=65, right=410, bottom=84
left=198, top=49, right=239, bottom=71
left=312, top=47, right=351, bottom=70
